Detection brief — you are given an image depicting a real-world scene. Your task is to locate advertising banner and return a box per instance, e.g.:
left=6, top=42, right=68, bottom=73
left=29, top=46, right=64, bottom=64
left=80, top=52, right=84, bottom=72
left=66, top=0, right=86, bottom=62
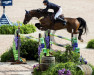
left=0, top=0, right=1, bottom=6
left=0, top=0, right=12, bottom=6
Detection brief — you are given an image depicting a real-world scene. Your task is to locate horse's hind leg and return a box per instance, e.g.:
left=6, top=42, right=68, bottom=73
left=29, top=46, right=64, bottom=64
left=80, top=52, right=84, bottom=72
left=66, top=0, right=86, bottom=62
left=78, top=29, right=83, bottom=42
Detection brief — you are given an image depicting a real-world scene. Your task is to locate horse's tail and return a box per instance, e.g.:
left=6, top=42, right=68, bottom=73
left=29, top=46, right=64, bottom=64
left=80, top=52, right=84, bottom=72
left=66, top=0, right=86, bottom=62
left=77, top=17, right=88, bottom=34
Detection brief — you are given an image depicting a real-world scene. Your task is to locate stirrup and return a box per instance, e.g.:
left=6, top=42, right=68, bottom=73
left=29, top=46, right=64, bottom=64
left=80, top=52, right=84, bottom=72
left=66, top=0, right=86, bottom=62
left=63, top=22, right=66, bottom=25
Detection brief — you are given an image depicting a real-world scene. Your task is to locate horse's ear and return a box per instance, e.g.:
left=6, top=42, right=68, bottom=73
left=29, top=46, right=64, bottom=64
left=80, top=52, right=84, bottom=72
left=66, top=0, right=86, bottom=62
left=25, top=10, right=29, bottom=14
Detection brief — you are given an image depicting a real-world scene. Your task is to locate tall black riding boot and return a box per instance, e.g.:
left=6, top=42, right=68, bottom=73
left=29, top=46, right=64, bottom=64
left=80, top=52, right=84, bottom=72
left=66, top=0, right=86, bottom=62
left=56, top=17, right=66, bottom=25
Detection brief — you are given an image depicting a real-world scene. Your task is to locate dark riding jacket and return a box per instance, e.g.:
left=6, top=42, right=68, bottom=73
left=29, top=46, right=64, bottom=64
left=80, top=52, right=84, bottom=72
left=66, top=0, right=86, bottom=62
left=43, top=2, right=60, bottom=14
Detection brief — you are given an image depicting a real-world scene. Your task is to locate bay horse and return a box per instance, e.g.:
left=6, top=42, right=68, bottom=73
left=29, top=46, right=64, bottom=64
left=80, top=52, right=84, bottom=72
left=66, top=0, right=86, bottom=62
left=23, top=9, right=88, bottom=42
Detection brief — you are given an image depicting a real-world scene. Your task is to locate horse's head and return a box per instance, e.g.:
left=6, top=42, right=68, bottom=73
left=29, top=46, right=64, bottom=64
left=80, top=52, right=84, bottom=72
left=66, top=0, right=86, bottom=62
left=23, top=10, right=32, bottom=24
left=23, top=9, right=44, bottom=24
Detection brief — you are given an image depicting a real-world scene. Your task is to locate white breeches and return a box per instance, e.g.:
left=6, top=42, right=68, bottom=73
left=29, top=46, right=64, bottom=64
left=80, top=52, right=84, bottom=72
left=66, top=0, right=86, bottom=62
left=54, top=7, right=62, bottom=20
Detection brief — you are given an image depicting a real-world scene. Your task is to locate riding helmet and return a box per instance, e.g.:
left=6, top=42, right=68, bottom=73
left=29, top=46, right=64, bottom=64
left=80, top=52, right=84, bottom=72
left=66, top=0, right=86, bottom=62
left=43, top=0, right=49, bottom=3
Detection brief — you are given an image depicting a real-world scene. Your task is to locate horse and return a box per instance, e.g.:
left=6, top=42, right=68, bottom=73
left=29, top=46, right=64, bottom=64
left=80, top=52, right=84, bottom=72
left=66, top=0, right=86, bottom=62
left=23, top=9, right=88, bottom=42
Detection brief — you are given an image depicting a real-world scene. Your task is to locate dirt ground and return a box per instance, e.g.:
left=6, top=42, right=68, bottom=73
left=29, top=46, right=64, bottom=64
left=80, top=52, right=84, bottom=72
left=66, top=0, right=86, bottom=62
left=0, top=0, right=94, bottom=65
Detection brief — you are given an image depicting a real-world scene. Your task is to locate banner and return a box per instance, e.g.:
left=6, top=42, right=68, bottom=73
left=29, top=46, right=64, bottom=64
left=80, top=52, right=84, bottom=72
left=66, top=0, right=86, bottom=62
left=0, top=0, right=1, bottom=6
left=0, top=0, right=12, bottom=6
left=0, top=13, right=12, bottom=26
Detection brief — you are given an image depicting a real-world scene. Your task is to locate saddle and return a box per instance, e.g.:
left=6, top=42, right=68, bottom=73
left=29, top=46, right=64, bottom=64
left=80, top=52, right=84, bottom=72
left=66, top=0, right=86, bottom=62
left=47, top=12, right=65, bottom=22
left=41, top=11, right=65, bottom=24
left=41, top=10, right=65, bottom=22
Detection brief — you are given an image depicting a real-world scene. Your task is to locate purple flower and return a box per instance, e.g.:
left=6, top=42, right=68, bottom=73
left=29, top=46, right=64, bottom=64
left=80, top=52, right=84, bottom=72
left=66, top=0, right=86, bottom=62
left=14, top=36, right=18, bottom=50
left=41, top=44, right=45, bottom=48
left=58, top=69, right=71, bottom=75
left=33, top=64, right=39, bottom=70
left=58, top=69, right=65, bottom=75
left=83, top=58, right=87, bottom=64
left=38, top=45, right=42, bottom=56
left=84, top=61, right=87, bottom=64
left=45, top=36, right=50, bottom=49
left=33, top=65, right=36, bottom=69
left=14, top=36, right=21, bottom=50
left=79, top=58, right=82, bottom=62
left=66, top=70, right=71, bottom=75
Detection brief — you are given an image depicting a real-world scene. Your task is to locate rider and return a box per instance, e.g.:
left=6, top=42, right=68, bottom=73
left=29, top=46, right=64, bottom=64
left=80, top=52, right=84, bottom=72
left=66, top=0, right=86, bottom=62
left=43, top=0, right=66, bottom=25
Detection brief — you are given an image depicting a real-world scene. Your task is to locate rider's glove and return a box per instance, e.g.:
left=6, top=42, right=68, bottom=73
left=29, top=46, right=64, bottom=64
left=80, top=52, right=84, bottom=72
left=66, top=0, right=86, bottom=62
left=42, top=9, right=47, bottom=13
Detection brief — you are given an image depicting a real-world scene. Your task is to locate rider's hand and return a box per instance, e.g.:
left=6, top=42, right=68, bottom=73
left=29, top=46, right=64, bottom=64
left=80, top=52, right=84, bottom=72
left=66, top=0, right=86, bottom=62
left=42, top=9, right=47, bottom=13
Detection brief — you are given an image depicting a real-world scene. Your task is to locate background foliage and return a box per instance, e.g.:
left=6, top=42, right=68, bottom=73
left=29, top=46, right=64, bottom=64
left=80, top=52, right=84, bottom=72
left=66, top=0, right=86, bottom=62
left=87, top=39, right=94, bottom=49
left=0, top=23, right=36, bottom=34
left=1, top=37, right=38, bottom=62
left=34, top=62, right=84, bottom=75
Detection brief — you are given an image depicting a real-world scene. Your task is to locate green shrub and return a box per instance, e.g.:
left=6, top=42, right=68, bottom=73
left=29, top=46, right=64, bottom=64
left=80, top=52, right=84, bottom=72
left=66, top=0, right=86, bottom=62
left=89, top=64, right=94, bottom=75
left=1, top=37, right=38, bottom=62
left=34, top=62, right=84, bottom=75
left=20, top=38, right=38, bottom=60
left=1, top=48, right=14, bottom=62
left=92, top=67, right=94, bottom=75
left=87, top=39, right=94, bottom=49
left=52, top=50, right=80, bottom=63
left=0, top=23, right=36, bottom=34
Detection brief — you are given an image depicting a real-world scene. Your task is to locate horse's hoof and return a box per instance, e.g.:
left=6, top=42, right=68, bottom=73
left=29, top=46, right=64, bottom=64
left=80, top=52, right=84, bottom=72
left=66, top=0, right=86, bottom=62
left=80, top=39, right=83, bottom=42
left=40, top=28, right=45, bottom=31
left=40, top=27, right=47, bottom=31
left=40, top=29, right=44, bottom=31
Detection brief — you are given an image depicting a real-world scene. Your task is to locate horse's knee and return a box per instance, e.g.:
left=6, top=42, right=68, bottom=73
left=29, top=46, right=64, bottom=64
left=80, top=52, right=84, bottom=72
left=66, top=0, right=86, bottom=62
left=35, top=23, right=40, bottom=26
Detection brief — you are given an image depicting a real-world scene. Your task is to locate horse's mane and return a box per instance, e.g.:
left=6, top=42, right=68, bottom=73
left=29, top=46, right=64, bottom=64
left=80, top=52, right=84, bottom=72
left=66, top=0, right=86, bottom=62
left=31, top=8, right=54, bottom=16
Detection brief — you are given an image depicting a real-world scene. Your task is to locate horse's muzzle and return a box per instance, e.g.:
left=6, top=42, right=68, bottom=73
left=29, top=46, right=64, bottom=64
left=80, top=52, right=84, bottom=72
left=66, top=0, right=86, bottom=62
left=23, top=21, right=27, bottom=25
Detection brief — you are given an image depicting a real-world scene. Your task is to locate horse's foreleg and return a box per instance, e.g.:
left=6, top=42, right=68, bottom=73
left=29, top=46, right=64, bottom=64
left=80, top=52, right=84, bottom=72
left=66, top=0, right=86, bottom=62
left=40, top=27, right=48, bottom=31
left=35, top=23, right=47, bottom=31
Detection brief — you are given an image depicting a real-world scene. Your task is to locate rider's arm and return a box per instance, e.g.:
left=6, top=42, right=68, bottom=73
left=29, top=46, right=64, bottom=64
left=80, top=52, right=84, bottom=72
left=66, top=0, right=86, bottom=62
left=43, top=5, right=49, bottom=12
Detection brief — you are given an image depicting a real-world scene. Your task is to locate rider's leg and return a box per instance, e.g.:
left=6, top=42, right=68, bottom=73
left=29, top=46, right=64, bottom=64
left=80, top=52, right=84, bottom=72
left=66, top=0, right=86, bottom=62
left=54, top=8, right=66, bottom=25
left=54, top=7, right=62, bottom=19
